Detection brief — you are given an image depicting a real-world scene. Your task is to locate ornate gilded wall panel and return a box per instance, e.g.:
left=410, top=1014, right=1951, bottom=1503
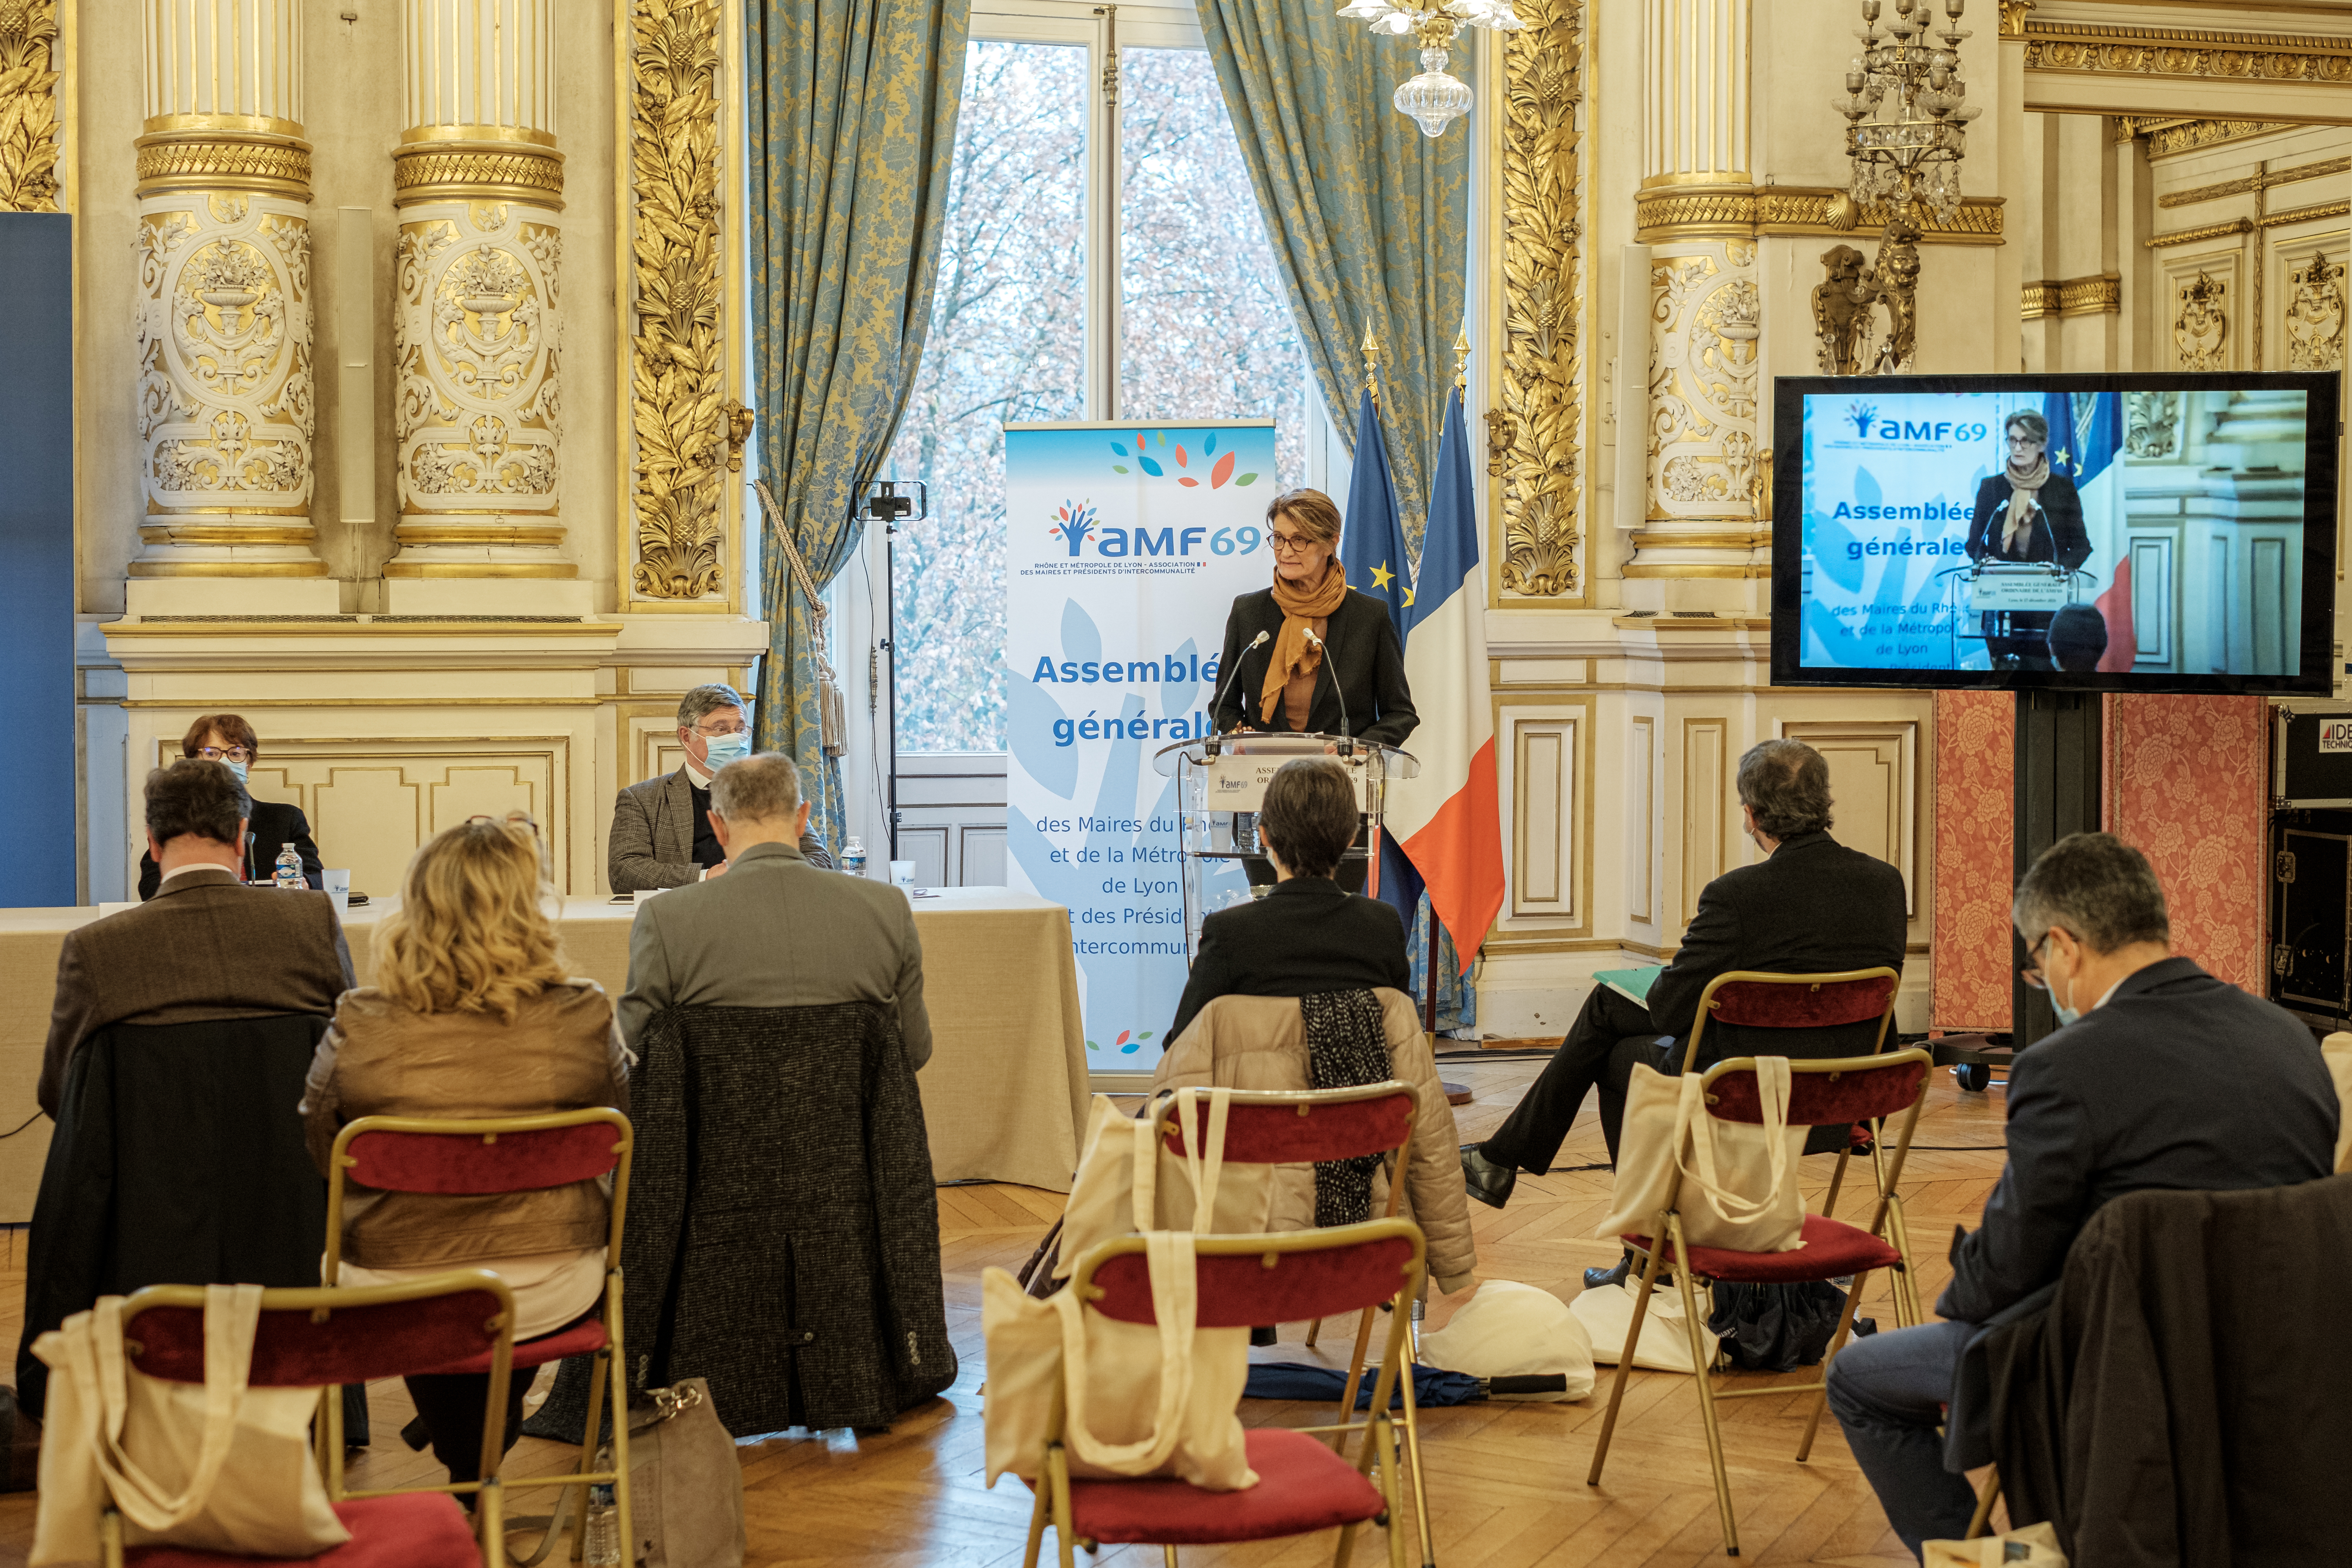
left=2281, top=249, right=2344, bottom=374
left=2022, top=23, right=2352, bottom=87
left=1633, top=240, right=1762, bottom=579
left=622, top=0, right=731, bottom=607
left=2172, top=270, right=2230, bottom=371
left=1490, top=0, right=1584, bottom=601
left=0, top=0, right=63, bottom=212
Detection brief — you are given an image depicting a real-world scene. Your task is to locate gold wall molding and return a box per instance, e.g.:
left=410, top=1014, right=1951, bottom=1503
left=2284, top=252, right=2345, bottom=372
left=2021, top=279, right=2062, bottom=319
left=1998, top=0, right=2033, bottom=40
left=1639, top=238, right=1762, bottom=579
left=2158, top=155, right=2348, bottom=209
left=2173, top=270, right=2229, bottom=371
left=2022, top=21, right=2352, bottom=86
left=135, top=129, right=311, bottom=199
left=622, top=0, right=728, bottom=604
left=0, top=0, right=63, bottom=212
left=2266, top=197, right=2350, bottom=230
left=2132, top=119, right=2294, bottom=159
left=1637, top=185, right=2004, bottom=245
left=1491, top=0, right=1584, bottom=601
left=2149, top=216, right=2254, bottom=249
left=2058, top=272, right=2122, bottom=316
left=391, top=143, right=564, bottom=209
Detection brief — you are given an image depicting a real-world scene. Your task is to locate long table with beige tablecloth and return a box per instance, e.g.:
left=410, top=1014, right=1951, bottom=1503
left=0, top=887, right=1089, bottom=1221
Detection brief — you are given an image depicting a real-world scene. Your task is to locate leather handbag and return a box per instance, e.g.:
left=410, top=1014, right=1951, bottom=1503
left=30, top=1286, right=349, bottom=1565
left=1593, top=1059, right=1807, bottom=1253
left=982, top=1230, right=1256, bottom=1492
left=623, top=1380, right=746, bottom=1568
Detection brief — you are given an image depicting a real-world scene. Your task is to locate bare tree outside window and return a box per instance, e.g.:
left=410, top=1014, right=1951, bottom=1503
left=884, top=40, right=1307, bottom=755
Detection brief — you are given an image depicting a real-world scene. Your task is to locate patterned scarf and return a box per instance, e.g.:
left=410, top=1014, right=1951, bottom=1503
left=2000, top=454, right=2050, bottom=555
left=1259, top=560, right=1348, bottom=725
left=1300, top=989, right=1394, bottom=1228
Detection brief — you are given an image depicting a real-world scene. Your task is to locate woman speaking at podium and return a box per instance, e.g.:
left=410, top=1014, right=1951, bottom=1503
left=1211, top=488, right=1417, bottom=891
left=1963, top=409, right=2091, bottom=670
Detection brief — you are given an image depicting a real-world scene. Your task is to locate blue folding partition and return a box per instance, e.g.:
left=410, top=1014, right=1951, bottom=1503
left=0, top=213, right=78, bottom=908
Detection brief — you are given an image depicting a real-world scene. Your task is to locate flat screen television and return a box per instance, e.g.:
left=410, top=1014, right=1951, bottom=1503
left=1769, top=372, right=2341, bottom=693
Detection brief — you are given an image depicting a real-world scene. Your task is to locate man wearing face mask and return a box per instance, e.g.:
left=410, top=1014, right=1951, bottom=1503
left=1826, top=833, right=2337, bottom=1558
left=1460, top=739, right=1908, bottom=1254
left=608, top=684, right=833, bottom=892
left=136, top=714, right=324, bottom=899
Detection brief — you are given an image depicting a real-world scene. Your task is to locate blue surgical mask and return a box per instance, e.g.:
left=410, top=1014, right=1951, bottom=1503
left=702, top=732, right=751, bottom=769
left=224, top=759, right=250, bottom=789
left=2050, top=987, right=2082, bottom=1030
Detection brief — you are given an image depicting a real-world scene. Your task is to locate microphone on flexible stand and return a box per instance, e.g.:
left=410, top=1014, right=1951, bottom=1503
left=1301, top=629, right=1355, bottom=758
left=1203, top=630, right=1270, bottom=757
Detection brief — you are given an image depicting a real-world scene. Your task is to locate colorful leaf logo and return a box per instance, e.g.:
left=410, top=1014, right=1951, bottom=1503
left=1236, top=473, right=1259, bottom=486
left=1112, top=443, right=1129, bottom=456
left=1174, top=445, right=1189, bottom=468
left=1178, top=477, right=1198, bottom=487
left=1139, top=455, right=1164, bottom=476
left=1205, top=434, right=1218, bottom=455
left=1211, top=452, right=1236, bottom=488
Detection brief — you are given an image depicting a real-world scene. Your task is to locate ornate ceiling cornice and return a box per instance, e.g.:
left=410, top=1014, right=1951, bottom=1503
left=2022, top=19, right=2352, bottom=86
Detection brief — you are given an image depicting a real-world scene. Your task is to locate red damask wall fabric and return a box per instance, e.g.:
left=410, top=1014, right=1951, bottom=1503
left=2103, top=694, right=2267, bottom=993
left=1931, top=692, right=2269, bottom=1032
left=1931, top=691, right=2018, bottom=1031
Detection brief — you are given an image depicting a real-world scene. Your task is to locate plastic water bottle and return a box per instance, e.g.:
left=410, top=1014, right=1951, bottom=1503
left=273, top=843, right=303, bottom=890
left=841, top=836, right=867, bottom=879
left=582, top=1445, right=620, bottom=1566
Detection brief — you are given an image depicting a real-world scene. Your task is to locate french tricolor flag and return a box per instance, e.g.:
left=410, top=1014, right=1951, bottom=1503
left=1388, top=387, right=1505, bottom=973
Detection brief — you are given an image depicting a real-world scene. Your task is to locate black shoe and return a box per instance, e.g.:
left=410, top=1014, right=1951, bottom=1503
left=1582, top=1250, right=1633, bottom=1291
left=1459, top=1144, right=1516, bottom=1209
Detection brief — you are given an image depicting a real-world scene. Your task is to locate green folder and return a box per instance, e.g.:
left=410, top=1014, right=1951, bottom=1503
left=1592, top=965, right=1664, bottom=1007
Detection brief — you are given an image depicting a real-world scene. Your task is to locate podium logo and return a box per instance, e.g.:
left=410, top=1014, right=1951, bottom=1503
left=2319, top=720, right=2352, bottom=753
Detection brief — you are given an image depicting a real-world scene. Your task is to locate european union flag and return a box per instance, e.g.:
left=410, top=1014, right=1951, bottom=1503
left=1341, top=388, right=1412, bottom=643
left=2042, top=390, right=2123, bottom=488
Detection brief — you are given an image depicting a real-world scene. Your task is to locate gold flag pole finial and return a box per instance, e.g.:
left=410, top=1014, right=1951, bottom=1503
left=1452, top=328, right=1470, bottom=393
left=1361, top=326, right=1382, bottom=404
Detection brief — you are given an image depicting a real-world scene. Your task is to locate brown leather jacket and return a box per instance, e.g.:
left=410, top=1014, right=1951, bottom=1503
left=301, top=980, right=629, bottom=1267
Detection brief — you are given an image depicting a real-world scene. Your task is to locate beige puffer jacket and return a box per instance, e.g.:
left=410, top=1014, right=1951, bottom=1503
left=1150, top=987, right=1478, bottom=1293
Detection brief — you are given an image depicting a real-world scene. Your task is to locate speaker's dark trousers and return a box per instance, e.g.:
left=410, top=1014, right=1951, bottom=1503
left=1479, top=986, right=1669, bottom=1171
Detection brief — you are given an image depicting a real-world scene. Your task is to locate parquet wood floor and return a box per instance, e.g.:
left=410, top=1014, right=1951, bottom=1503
left=0, top=1054, right=2012, bottom=1568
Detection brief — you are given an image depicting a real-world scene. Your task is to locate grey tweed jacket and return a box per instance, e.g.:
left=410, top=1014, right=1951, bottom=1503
left=607, top=767, right=832, bottom=892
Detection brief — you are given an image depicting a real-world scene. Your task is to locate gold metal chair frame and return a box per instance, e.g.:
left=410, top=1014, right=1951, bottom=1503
left=1586, top=1047, right=1933, bottom=1559
left=325, top=1109, right=635, bottom=1564
left=100, top=1270, right=521, bottom=1568
left=1144, top=1081, right=1436, bottom=1567
left=1022, top=1218, right=1430, bottom=1568
left=1681, top=967, right=1922, bottom=1321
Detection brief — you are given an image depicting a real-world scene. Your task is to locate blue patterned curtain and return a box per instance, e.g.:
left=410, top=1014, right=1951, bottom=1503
left=1194, top=0, right=1470, bottom=536
left=746, top=0, right=970, bottom=851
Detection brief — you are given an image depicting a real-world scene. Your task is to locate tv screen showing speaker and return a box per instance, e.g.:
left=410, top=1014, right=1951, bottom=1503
left=1769, top=373, right=2339, bottom=694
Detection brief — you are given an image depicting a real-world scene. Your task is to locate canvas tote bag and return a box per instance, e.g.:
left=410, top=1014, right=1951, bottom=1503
left=31, top=1285, right=348, bottom=1564
left=1594, top=1058, right=1807, bottom=1253
left=982, top=1230, right=1255, bottom=1492
left=1051, top=1089, right=1270, bottom=1281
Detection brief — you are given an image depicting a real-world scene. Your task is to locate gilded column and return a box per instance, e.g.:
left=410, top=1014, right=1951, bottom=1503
left=1628, top=0, right=1763, bottom=586
left=385, top=0, right=583, bottom=612
left=128, top=0, right=335, bottom=612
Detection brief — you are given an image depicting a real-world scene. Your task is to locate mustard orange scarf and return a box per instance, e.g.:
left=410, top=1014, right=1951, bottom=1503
left=1259, top=561, right=1348, bottom=725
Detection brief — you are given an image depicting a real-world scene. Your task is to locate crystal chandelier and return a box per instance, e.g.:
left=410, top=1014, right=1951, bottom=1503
left=1833, top=0, right=1978, bottom=229
left=1335, top=1, right=1523, bottom=139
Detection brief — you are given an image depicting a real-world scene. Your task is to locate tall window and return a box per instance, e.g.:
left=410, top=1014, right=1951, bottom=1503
left=886, top=5, right=1308, bottom=754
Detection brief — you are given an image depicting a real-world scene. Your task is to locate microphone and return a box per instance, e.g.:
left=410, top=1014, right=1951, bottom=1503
left=1205, top=630, right=1270, bottom=755
left=1302, top=629, right=1354, bottom=756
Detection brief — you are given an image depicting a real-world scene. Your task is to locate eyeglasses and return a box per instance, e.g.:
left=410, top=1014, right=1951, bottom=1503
left=2021, top=931, right=2051, bottom=991
left=468, top=811, right=541, bottom=832
left=1268, top=530, right=1316, bottom=555
left=194, top=746, right=252, bottom=763
left=691, top=718, right=749, bottom=737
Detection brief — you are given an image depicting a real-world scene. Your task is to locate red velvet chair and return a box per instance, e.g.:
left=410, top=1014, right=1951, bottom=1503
left=324, top=1110, right=635, bottom=1553
left=1021, top=1218, right=1428, bottom=1568
left=1585, top=1047, right=1933, bottom=1559
left=1150, top=1082, right=1432, bottom=1559
left=1680, top=967, right=1904, bottom=1226
left=100, top=1270, right=521, bottom=1566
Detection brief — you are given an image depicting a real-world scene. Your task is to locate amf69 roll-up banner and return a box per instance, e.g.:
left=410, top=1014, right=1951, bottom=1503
left=1003, top=419, right=1277, bottom=1076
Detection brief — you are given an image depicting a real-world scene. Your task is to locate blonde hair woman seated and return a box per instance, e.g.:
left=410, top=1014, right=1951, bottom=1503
left=299, top=813, right=628, bottom=1492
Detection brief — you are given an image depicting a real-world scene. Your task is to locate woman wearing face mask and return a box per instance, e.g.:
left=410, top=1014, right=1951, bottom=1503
left=135, top=713, right=325, bottom=899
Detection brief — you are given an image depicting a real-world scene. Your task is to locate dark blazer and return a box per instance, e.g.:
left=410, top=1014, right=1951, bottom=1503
left=1938, top=956, right=2337, bottom=1325
left=136, top=798, right=323, bottom=899
left=1211, top=586, right=1418, bottom=748
left=1168, top=876, right=1410, bottom=1043
left=525, top=1000, right=954, bottom=1437
left=41, top=865, right=354, bottom=1117
left=1645, top=830, right=1909, bottom=1069
left=1974, top=1177, right=2352, bottom=1564
left=1963, top=472, right=2090, bottom=570
left=608, top=767, right=832, bottom=892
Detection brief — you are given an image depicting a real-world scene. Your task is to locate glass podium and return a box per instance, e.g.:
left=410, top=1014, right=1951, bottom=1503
left=1151, top=733, right=1419, bottom=960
